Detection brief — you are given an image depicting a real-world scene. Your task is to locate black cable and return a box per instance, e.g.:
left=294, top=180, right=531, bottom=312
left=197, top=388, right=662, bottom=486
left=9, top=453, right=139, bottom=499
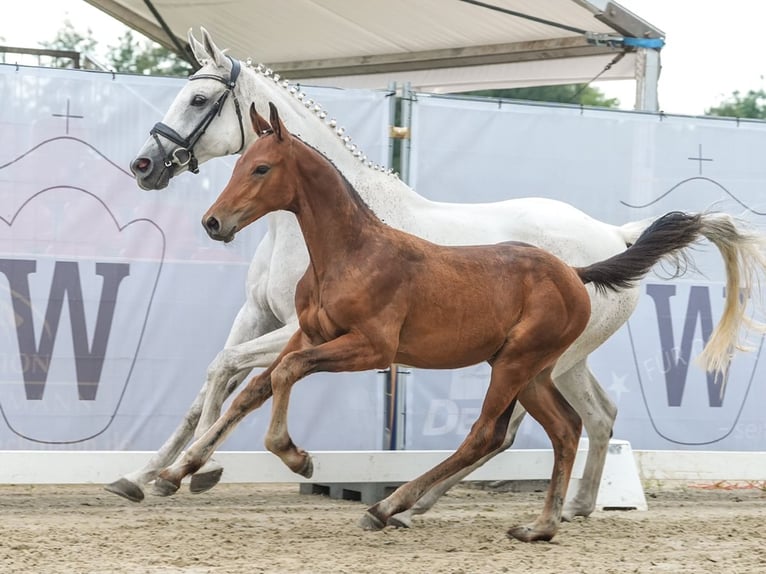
left=143, top=0, right=197, bottom=69
left=569, top=51, right=627, bottom=103
left=457, top=0, right=590, bottom=35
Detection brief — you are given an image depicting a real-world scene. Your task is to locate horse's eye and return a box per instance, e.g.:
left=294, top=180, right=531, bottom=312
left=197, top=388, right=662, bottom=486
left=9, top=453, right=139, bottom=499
left=253, top=165, right=270, bottom=176
left=191, top=94, right=208, bottom=106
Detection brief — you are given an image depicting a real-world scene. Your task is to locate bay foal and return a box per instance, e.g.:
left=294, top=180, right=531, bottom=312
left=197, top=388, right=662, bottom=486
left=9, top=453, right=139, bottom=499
left=156, top=103, right=722, bottom=541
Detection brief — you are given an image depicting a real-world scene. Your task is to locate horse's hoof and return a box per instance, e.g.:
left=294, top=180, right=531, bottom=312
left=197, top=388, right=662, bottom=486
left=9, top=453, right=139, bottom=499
left=386, top=514, right=412, bottom=528
left=506, top=524, right=555, bottom=543
left=562, top=502, right=593, bottom=522
left=104, top=478, right=145, bottom=503
left=190, top=467, right=224, bottom=494
left=297, top=455, right=313, bottom=479
left=359, top=512, right=386, bottom=531
left=152, top=477, right=181, bottom=497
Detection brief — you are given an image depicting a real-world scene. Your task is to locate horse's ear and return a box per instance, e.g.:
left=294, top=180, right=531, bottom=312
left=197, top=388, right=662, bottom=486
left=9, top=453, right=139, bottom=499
left=249, top=102, right=273, bottom=136
left=268, top=102, right=287, bottom=141
left=200, top=26, right=228, bottom=69
left=187, top=28, right=208, bottom=65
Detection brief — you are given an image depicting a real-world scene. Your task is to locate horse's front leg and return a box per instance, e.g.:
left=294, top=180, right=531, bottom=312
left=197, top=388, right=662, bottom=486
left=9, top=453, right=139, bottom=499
left=103, top=301, right=281, bottom=501
left=150, top=331, right=305, bottom=497
left=190, top=322, right=300, bottom=494
left=264, top=332, right=393, bottom=476
left=104, top=384, right=209, bottom=502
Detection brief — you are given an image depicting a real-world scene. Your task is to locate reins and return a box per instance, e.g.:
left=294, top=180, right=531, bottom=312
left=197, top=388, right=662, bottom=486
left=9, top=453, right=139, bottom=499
left=149, top=55, right=245, bottom=175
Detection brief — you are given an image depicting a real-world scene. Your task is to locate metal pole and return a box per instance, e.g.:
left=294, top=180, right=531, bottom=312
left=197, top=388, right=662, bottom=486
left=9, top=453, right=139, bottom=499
left=390, top=83, right=415, bottom=451
left=634, top=47, right=661, bottom=112
left=387, top=81, right=397, bottom=170
left=399, top=82, right=413, bottom=184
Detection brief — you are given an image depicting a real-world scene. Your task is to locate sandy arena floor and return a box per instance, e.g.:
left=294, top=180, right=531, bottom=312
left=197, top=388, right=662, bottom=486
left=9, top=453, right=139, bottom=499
left=0, top=482, right=764, bottom=574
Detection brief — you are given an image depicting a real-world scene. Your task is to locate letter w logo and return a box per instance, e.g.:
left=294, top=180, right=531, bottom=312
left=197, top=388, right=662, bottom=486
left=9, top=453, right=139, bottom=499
left=646, top=284, right=725, bottom=407
left=0, top=259, right=129, bottom=401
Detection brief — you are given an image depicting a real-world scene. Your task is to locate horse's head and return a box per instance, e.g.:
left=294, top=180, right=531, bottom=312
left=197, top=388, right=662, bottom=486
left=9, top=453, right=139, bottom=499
left=203, top=102, right=295, bottom=242
left=131, top=28, right=247, bottom=190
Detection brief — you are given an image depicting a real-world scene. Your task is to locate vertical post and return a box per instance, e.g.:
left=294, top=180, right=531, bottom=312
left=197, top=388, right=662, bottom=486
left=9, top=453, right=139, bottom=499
left=381, top=82, right=415, bottom=451
left=387, top=81, right=397, bottom=170
left=634, top=47, right=661, bottom=112
left=391, top=83, right=415, bottom=451
left=383, top=82, right=399, bottom=451
left=399, top=82, right=413, bottom=184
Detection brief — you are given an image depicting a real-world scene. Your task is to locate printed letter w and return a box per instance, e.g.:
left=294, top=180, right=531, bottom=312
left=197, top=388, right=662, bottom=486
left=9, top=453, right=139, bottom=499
left=0, top=259, right=130, bottom=400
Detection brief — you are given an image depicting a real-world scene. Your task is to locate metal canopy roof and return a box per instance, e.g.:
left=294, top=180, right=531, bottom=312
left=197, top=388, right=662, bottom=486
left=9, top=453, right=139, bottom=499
left=84, top=0, right=663, bottom=96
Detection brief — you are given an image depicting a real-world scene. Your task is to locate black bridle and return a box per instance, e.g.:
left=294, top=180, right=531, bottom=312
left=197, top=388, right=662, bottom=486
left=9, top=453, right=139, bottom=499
left=149, top=55, right=245, bottom=175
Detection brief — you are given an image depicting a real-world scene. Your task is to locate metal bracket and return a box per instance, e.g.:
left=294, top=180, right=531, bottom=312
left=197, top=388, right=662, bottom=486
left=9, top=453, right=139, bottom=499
left=389, top=126, right=411, bottom=140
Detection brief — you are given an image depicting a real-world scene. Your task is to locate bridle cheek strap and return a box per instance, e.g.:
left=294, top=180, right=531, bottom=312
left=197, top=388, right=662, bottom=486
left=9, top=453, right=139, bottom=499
left=149, top=56, right=245, bottom=176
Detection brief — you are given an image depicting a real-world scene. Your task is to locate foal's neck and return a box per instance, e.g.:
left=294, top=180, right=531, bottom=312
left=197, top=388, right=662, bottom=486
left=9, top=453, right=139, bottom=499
left=290, top=141, right=383, bottom=272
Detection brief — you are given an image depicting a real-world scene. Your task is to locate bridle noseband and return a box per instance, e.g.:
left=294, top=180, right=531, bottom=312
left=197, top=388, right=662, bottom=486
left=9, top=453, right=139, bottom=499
left=149, top=55, right=245, bottom=175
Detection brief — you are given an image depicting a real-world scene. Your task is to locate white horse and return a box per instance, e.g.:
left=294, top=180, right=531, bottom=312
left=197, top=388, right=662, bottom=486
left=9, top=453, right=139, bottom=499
left=114, top=28, right=766, bottom=526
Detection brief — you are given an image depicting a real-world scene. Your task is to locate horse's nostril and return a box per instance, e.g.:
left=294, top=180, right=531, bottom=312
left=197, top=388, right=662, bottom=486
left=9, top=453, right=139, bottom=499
left=206, top=216, right=220, bottom=232
left=132, top=157, right=152, bottom=173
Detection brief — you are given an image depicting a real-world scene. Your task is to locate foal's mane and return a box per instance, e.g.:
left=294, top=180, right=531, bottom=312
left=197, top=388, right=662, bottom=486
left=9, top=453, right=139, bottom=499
left=291, top=134, right=382, bottom=223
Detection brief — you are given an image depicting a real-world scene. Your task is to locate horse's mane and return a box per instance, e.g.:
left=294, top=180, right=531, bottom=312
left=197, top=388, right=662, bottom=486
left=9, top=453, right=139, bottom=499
left=242, top=59, right=399, bottom=180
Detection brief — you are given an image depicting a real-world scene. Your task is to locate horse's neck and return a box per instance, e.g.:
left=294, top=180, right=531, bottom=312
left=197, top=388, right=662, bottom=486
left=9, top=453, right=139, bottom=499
left=239, top=66, right=431, bottom=220
left=290, top=147, right=381, bottom=273
left=242, top=70, right=363, bottom=175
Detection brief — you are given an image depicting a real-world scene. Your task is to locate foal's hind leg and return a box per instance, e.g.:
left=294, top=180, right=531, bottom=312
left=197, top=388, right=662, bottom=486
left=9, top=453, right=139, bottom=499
left=387, top=402, right=528, bottom=528
left=557, top=360, right=617, bottom=520
left=362, top=358, right=534, bottom=532
left=506, top=371, right=582, bottom=542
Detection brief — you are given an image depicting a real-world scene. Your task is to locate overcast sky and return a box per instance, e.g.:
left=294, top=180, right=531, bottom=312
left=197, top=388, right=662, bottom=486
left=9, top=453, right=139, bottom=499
left=2, top=0, right=765, bottom=115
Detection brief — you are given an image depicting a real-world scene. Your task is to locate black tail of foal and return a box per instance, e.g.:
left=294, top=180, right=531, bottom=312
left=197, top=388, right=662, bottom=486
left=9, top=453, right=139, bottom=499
left=576, top=211, right=702, bottom=294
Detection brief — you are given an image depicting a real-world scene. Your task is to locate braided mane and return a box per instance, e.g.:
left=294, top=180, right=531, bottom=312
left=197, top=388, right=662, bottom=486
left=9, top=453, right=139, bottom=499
left=243, top=59, right=398, bottom=179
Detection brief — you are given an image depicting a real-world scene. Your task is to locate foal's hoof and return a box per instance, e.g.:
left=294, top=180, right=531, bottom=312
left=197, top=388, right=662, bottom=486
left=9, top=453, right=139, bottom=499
left=506, top=524, right=555, bottom=543
left=297, top=455, right=313, bottom=479
left=190, top=467, right=224, bottom=494
left=359, top=512, right=386, bottom=531
left=152, top=477, right=181, bottom=497
left=104, top=478, right=145, bottom=503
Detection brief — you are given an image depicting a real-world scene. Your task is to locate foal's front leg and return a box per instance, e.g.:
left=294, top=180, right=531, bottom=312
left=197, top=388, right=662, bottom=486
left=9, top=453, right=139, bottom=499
left=264, top=332, right=392, bottom=476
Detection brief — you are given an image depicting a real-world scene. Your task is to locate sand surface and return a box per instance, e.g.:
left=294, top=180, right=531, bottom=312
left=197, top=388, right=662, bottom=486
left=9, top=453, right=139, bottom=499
left=1, top=482, right=764, bottom=573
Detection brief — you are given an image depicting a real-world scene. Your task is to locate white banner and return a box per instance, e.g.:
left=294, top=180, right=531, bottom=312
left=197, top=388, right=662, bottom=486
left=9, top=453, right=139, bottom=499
left=407, top=95, right=766, bottom=452
left=0, top=64, right=390, bottom=451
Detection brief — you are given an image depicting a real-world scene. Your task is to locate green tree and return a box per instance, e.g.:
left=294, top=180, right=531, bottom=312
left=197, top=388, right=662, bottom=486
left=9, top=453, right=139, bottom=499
left=106, top=30, right=191, bottom=77
left=706, top=89, right=766, bottom=119
left=463, top=84, right=619, bottom=108
left=38, top=19, right=97, bottom=68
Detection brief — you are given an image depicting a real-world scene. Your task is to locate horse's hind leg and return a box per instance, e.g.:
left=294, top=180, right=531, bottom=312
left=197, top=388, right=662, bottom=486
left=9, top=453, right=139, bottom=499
left=557, top=360, right=617, bottom=520
left=387, top=402, right=528, bottom=528
left=507, top=370, right=582, bottom=542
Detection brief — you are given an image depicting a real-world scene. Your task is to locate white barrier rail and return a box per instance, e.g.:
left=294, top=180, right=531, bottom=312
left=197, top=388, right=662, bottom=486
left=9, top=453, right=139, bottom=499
left=0, top=440, right=648, bottom=510
left=2, top=443, right=763, bottom=509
